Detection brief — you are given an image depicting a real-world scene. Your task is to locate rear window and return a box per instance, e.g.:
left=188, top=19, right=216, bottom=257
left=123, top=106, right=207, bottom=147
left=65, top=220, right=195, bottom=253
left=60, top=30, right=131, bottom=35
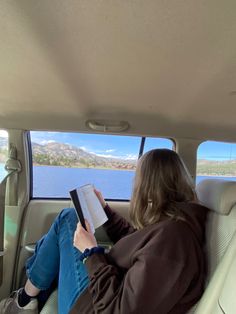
left=30, top=131, right=174, bottom=199
left=197, top=141, right=236, bottom=184
left=0, top=130, right=8, bottom=182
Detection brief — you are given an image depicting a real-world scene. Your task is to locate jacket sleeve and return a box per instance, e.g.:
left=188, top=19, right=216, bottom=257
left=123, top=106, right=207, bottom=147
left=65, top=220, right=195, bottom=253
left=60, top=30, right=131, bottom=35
left=103, top=204, right=135, bottom=243
left=84, top=225, right=195, bottom=314
left=84, top=251, right=190, bottom=314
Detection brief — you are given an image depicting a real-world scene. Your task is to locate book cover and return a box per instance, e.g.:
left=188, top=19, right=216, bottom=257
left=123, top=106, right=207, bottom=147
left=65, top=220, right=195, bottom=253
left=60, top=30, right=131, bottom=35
left=70, top=184, right=108, bottom=234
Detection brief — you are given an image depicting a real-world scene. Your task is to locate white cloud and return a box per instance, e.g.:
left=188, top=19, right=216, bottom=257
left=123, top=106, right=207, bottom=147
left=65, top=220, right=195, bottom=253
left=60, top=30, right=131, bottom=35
left=124, top=154, right=138, bottom=160
left=90, top=152, right=138, bottom=160
left=95, top=153, right=120, bottom=159
left=0, top=130, right=8, bottom=138
left=40, top=140, right=56, bottom=145
left=79, top=146, right=89, bottom=152
left=105, top=149, right=116, bottom=153
left=88, top=148, right=116, bottom=154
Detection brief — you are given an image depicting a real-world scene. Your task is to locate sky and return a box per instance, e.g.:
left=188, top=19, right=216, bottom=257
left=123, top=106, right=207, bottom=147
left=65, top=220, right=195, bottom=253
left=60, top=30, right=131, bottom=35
left=30, top=131, right=173, bottom=160
left=29, top=131, right=236, bottom=161
left=198, top=141, right=236, bottom=160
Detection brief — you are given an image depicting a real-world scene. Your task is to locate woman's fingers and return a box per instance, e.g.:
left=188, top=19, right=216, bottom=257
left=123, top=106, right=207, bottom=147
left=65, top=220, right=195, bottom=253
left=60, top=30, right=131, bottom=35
left=94, top=188, right=106, bottom=208
left=85, top=219, right=92, bottom=233
left=73, top=221, right=98, bottom=252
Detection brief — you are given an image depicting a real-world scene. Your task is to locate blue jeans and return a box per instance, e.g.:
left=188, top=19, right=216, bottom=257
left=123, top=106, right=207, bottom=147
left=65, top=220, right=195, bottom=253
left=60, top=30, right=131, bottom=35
left=26, top=208, right=89, bottom=314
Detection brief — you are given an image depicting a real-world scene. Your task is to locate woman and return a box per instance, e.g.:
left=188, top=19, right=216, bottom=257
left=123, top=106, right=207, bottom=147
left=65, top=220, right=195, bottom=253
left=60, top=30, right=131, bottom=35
left=1, top=149, right=208, bottom=314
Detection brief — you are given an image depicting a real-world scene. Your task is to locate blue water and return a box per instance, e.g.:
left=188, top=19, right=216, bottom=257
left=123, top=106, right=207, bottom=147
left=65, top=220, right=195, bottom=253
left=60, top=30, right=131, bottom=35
left=33, top=166, right=135, bottom=199
left=1, top=163, right=236, bottom=199
left=32, top=166, right=236, bottom=199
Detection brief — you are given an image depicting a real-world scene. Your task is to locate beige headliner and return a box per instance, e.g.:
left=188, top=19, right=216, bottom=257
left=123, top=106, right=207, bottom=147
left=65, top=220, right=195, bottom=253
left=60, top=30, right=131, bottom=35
left=0, top=1, right=236, bottom=141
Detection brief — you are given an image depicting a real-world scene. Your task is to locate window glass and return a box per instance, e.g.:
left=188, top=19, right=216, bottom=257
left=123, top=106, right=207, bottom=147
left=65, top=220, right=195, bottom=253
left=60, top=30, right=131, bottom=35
left=143, top=137, right=174, bottom=153
left=0, top=130, right=8, bottom=182
left=197, top=141, right=236, bottom=184
left=30, top=131, right=140, bottom=199
left=30, top=132, right=174, bottom=199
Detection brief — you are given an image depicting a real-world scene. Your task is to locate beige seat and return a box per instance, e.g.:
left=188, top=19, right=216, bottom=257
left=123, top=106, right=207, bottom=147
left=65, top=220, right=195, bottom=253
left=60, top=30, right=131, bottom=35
left=193, top=179, right=236, bottom=313
left=196, top=179, right=236, bottom=282
left=40, top=290, right=58, bottom=314
left=195, top=230, right=236, bottom=314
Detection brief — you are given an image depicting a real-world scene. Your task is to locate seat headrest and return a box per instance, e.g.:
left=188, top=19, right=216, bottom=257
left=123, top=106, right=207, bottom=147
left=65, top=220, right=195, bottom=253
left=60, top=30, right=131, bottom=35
left=196, top=179, right=236, bottom=215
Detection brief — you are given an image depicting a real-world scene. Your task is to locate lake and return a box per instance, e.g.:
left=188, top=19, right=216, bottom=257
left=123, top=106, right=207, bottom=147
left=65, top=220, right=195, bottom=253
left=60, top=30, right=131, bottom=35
left=1, top=164, right=236, bottom=199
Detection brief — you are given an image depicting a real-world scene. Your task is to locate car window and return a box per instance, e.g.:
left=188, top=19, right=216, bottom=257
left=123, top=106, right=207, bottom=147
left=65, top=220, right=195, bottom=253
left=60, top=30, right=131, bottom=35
left=30, top=131, right=174, bottom=199
left=197, top=141, right=236, bottom=184
left=0, top=130, right=8, bottom=182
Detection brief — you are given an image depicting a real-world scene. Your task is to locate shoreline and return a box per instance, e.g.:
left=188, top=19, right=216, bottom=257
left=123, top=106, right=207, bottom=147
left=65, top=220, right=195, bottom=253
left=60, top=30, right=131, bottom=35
left=197, top=174, right=236, bottom=178
left=32, top=164, right=136, bottom=172
left=32, top=164, right=235, bottom=176
left=2, top=162, right=236, bottom=177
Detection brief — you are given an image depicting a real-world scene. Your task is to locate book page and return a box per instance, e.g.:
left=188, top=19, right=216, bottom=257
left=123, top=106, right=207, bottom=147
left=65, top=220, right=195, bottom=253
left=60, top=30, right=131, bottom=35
left=77, top=188, right=95, bottom=233
left=80, top=184, right=108, bottom=230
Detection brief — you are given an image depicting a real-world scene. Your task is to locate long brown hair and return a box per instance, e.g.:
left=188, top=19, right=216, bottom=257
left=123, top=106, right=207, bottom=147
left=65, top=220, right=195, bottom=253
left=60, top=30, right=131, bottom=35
left=130, top=149, right=196, bottom=229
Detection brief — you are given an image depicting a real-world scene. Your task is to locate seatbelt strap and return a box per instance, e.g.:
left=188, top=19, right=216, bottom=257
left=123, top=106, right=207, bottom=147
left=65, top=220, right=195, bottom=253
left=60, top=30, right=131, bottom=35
left=0, top=145, right=21, bottom=285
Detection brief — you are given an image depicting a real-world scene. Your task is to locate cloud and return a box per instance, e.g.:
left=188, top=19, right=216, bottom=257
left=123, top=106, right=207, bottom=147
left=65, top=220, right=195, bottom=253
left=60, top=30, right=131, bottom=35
left=0, top=130, right=8, bottom=138
left=105, top=149, right=116, bottom=153
left=90, top=149, right=116, bottom=154
left=79, top=146, right=89, bottom=152
left=95, top=153, right=120, bottom=159
left=40, top=140, right=56, bottom=145
left=90, top=152, right=138, bottom=160
left=124, top=154, right=138, bottom=160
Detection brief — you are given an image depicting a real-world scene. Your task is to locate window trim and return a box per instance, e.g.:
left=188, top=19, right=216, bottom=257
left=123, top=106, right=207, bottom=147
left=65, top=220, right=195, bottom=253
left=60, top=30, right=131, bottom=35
left=29, top=131, right=175, bottom=200
left=196, top=139, right=236, bottom=180
left=27, top=131, right=33, bottom=200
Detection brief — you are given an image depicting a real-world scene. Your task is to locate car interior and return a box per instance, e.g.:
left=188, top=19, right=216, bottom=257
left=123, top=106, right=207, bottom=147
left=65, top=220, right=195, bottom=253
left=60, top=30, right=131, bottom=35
left=0, top=1, right=236, bottom=313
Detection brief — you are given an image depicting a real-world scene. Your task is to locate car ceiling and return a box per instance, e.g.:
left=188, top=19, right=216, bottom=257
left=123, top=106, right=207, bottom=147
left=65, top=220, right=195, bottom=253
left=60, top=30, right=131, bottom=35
left=0, top=0, right=236, bottom=141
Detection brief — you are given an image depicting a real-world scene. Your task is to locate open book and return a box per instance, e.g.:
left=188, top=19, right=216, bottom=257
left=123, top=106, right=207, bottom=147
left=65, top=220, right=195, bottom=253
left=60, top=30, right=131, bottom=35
left=69, top=184, right=108, bottom=234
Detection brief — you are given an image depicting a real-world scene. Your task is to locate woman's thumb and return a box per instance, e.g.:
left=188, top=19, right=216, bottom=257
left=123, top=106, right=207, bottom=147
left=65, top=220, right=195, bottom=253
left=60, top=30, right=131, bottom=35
left=85, top=219, right=92, bottom=233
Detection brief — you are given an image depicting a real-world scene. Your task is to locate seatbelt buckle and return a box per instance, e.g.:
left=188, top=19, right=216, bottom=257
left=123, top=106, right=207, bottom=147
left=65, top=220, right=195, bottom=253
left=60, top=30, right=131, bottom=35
left=5, top=159, right=21, bottom=173
left=4, top=145, right=22, bottom=173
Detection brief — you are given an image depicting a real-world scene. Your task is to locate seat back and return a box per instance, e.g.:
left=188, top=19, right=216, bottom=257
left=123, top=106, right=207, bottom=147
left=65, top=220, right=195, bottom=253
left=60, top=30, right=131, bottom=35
left=196, top=179, right=236, bottom=282
left=193, top=179, right=236, bottom=313
left=194, top=230, right=236, bottom=314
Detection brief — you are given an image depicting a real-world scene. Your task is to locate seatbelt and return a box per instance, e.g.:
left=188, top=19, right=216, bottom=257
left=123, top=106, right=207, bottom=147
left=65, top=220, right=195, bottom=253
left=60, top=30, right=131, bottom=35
left=0, top=145, right=21, bottom=286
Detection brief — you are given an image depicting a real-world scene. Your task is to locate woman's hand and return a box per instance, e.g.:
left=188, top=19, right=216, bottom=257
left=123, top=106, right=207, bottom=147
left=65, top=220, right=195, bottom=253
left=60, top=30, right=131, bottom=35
left=94, top=189, right=106, bottom=208
left=73, top=220, right=98, bottom=252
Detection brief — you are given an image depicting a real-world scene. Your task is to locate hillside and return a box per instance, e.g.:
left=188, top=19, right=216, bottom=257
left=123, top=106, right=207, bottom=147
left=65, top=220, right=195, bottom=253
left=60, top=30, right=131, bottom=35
left=1, top=137, right=236, bottom=175
left=197, top=159, right=236, bottom=176
left=32, top=141, right=136, bottom=170
left=0, top=136, right=136, bottom=169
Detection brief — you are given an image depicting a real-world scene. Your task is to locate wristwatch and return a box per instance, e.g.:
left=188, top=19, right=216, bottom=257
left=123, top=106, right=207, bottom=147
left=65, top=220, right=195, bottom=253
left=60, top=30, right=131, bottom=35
left=80, top=246, right=105, bottom=264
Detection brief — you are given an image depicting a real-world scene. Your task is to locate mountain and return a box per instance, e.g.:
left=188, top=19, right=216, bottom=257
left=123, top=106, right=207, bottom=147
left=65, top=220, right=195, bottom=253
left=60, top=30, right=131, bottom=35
left=1, top=136, right=236, bottom=175
left=197, top=158, right=236, bottom=176
left=32, top=141, right=136, bottom=170
left=0, top=136, right=136, bottom=169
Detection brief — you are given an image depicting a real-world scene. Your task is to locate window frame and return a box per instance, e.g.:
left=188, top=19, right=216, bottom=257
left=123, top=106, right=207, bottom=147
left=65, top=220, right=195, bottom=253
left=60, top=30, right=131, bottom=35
left=28, top=131, right=175, bottom=200
left=196, top=139, right=236, bottom=182
left=0, top=129, right=9, bottom=182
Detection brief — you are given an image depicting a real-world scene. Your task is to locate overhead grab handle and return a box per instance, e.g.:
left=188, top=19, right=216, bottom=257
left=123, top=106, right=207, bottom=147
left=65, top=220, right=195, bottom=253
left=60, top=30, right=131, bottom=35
left=86, top=120, right=130, bottom=133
